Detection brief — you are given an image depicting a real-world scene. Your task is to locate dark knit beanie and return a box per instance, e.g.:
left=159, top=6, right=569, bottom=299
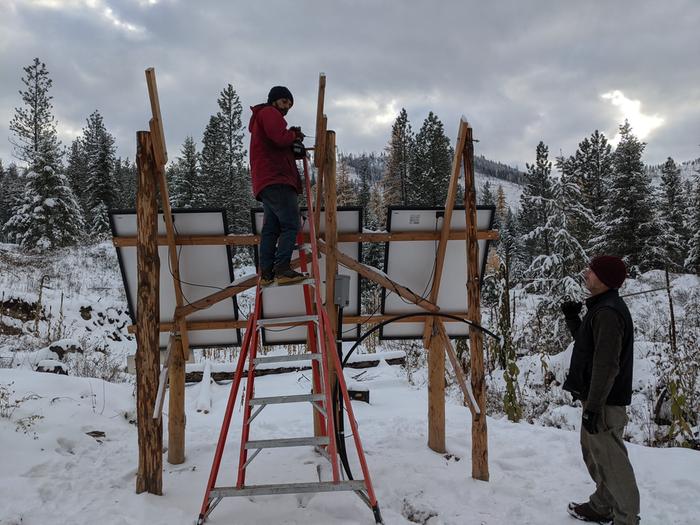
left=589, top=255, right=626, bottom=289
left=267, top=86, right=293, bottom=105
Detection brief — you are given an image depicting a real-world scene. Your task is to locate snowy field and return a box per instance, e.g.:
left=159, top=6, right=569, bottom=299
left=2, top=363, right=700, bottom=525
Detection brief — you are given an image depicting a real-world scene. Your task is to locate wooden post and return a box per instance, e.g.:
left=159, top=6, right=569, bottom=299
left=135, top=131, right=163, bottom=495
left=427, top=336, right=446, bottom=452
left=323, top=130, right=339, bottom=408
left=423, top=119, right=469, bottom=452
left=168, top=333, right=185, bottom=464
left=145, top=68, right=188, bottom=463
left=464, top=124, right=489, bottom=481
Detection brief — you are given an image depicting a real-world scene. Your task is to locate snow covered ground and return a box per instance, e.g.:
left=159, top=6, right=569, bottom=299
left=2, top=362, right=700, bottom=525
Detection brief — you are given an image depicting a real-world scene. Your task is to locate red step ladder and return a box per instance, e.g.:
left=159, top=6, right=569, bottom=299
left=197, top=157, right=382, bottom=524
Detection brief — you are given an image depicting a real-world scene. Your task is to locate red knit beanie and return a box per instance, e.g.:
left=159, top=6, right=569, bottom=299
left=589, top=255, right=626, bottom=289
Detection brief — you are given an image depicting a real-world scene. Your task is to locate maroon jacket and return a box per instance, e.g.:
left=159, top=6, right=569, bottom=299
left=248, top=103, right=302, bottom=200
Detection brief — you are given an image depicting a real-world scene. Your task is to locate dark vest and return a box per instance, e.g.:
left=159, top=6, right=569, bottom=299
left=563, top=289, right=634, bottom=406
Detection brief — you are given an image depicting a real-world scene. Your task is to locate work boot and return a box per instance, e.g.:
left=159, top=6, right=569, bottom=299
left=567, top=502, right=613, bottom=523
left=260, top=267, right=275, bottom=287
left=273, top=263, right=307, bottom=286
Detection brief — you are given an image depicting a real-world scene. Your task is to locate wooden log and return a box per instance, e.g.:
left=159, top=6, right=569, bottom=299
left=168, top=334, right=185, bottom=464
left=183, top=355, right=406, bottom=383
left=427, top=335, right=446, bottom=453
left=324, top=131, right=339, bottom=387
left=135, top=131, right=162, bottom=495
left=464, top=124, right=489, bottom=481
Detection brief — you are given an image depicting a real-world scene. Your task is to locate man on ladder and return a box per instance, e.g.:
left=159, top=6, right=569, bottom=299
left=197, top=95, right=383, bottom=523
left=249, top=85, right=308, bottom=286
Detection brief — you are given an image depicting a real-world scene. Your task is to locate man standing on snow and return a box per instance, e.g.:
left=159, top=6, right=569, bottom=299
left=561, top=255, right=640, bottom=525
left=249, top=86, right=307, bottom=286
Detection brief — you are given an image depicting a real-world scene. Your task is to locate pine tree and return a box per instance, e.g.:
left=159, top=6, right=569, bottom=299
left=407, top=112, right=452, bottom=206
left=524, top=175, right=589, bottom=301
left=384, top=108, right=413, bottom=206
left=112, top=157, right=137, bottom=209
left=336, top=155, right=357, bottom=206
left=200, top=114, right=226, bottom=203
left=3, top=58, right=83, bottom=250
left=201, top=84, right=250, bottom=234
left=480, top=180, right=495, bottom=206
left=657, top=157, right=687, bottom=270
left=82, top=110, right=117, bottom=238
left=65, top=137, right=89, bottom=213
left=518, top=141, right=555, bottom=265
left=571, top=131, right=613, bottom=249
left=169, top=136, right=204, bottom=208
left=685, top=172, right=700, bottom=274
left=591, top=121, right=655, bottom=274
left=352, top=153, right=373, bottom=214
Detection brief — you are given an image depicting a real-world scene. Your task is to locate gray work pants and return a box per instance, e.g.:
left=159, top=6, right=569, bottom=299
left=581, top=405, right=640, bottom=525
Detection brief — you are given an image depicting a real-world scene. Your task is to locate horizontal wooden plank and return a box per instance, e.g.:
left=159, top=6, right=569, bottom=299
left=112, top=230, right=499, bottom=247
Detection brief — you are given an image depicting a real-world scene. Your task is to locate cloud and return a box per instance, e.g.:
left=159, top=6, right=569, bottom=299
left=1, top=1, right=699, bottom=168
left=18, top=0, right=145, bottom=35
left=333, top=97, right=399, bottom=135
left=601, top=90, right=665, bottom=144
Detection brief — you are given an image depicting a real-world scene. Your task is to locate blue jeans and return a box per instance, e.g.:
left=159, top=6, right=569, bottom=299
left=259, top=184, right=300, bottom=271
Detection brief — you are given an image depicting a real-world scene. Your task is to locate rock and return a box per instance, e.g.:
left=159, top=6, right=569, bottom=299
left=48, top=338, right=82, bottom=359
left=36, top=359, right=68, bottom=375
left=80, top=305, right=92, bottom=320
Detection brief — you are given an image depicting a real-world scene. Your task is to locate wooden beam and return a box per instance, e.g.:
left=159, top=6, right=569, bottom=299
left=435, top=320, right=477, bottom=415
left=128, top=313, right=473, bottom=334
left=134, top=130, right=162, bottom=495
left=145, top=68, right=167, bottom=166
left=317, top=239, right=439, bottom=313
left=112, top=229, right=499, bottom=248
left=423, top=119, right=470, bottom=345
left=464, top=124, right=489, bottom=482
left=314, top=73, right=326, bottom=169
left=314, top=114, right=328, bottom=231
left=173, top=257, right=304, bottom=320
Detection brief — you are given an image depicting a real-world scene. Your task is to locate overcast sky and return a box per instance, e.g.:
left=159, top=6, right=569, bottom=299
left=1, top=0, right=698, bottom=171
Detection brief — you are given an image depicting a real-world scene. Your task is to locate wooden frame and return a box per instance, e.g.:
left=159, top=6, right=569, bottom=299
left=123, top=71, right=494, bottom=496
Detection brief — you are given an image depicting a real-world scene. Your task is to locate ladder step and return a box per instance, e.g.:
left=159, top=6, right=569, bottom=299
left=253, top=353, right=322, bottom=365
left=210, top=480, right=367, bottom=498
left=245, top=436, right=329, bottom=449
left=249, top=393, right=326, bottom=405
left=257, top=314, right=319, bottom=327
left=262, top=277, right=315, bottom=288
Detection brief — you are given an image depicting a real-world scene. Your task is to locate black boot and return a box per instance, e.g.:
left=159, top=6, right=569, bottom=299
left=273, top=263, right=307, bottom=286
left=260, top=267, right=274, bottom=287
left=567, top=502, right=613, bottom=523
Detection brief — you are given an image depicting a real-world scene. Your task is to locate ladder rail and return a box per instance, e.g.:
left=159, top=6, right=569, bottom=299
left=236, top=303, right=262, bottom=488
left=320, top=305, right=380, bottom=506
left=198, top=291, right=259, bottom=518
left=299, top=237, right=326, bottom=434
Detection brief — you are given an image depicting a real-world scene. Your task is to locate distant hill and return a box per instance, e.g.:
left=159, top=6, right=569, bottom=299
left=473, top=155, right=527, bottom=185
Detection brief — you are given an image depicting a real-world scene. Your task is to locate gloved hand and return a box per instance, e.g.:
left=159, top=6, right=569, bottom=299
left=561, top=301, right=583, bottom=320
left=290, top=126, right=305, bottom=140
left=581, top=409, right=600, bottom=434
left=291, top=140, right=306, bottom=160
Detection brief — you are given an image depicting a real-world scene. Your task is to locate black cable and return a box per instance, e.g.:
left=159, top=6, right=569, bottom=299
left=341, top=312, right=500, bottom=368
